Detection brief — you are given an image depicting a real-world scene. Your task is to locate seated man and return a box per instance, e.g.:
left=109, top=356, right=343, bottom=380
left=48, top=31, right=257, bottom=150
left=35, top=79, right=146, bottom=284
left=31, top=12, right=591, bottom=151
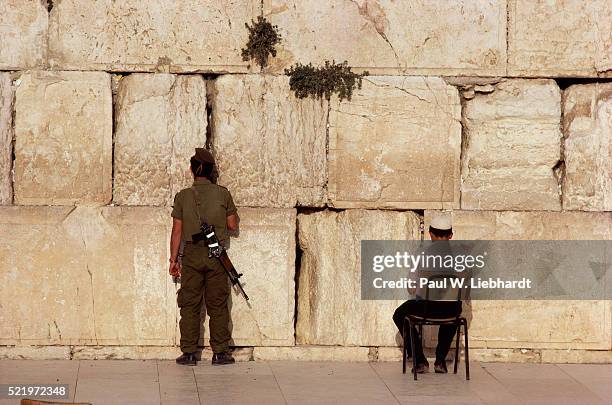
left=392, top=212, right=463, bottom=374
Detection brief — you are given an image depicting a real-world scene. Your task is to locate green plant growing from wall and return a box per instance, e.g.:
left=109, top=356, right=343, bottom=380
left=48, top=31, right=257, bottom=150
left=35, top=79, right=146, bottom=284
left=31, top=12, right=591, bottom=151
left=285, top=61, right=368, bottom=101
left=241, top=16, right=282, bottom=69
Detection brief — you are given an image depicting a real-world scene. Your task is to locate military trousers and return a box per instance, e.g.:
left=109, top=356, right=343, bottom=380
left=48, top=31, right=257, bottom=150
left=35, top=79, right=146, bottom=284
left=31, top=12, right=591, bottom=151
left=178, top=242, right=231, bottom=354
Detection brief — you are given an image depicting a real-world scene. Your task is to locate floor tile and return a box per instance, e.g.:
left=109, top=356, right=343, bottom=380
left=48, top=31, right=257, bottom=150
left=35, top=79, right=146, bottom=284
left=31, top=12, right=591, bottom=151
left=0, top=360, right=79, bottom=403
left=269, top=361, right=398, bottom=404
left=197, top=374, right=285, bottom=404
left=370, top=361, right=539, bottom=404
left=482, top=363, right=605, bottom=404
left=74, top=360, right=160, bottom=405
left=557, top=364, right=612, bottom=403
left=158, top=361, right=200, bottom=405
left=0, top=360, right=609, bottom=405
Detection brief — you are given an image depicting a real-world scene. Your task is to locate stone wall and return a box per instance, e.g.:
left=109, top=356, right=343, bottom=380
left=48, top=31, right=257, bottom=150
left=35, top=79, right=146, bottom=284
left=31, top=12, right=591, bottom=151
left=0, top=0, right=610, bottom=362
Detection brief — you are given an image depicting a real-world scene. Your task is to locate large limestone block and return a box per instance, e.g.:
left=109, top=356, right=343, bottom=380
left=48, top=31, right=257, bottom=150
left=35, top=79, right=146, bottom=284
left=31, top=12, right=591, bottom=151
left=0, top=346, right=72, bottom=360
left=0, top=73, right=13, bottom=204
left=461, top=79, right=562, bottom=210
left=562, top=83, right=612, bottom=211
left=468, top=300, right=611, bottom=350
left=424, top=210, right=612, bottom=350
left=264, top=0, right=506, bottom=76
left=297, top=210, right=420, bottom=346
left=48, top=0, right=258, bottom=73
left=114, top=74, right=207, bottom=206
left=253, top=346, right=371, bottom=361
left=202, top=208, right=296, bottom=346
left=470, top=348, right=541, bottom=363
left=71, top=346, right=253, bottom=361
left=0, top=206, right=177, bottom=346
left=210, top=75, right=327, bottom=207
left=508, top=0, right=612, bottom=77
left=541, top=349, right=612, bottom=363
left=0, top=0, right=47, bottom=69
left=328, top=76, right=461, bottom=209
left=14, top=71, right=112, bottom=205
left=424, top=210, right=612, bottom=240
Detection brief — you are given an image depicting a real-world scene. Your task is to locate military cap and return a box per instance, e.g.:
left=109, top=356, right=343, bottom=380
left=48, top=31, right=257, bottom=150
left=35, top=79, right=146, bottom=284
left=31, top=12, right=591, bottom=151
left=430, top=211, right=452, bottom=230
left=194, top=148, right=215, bottom=165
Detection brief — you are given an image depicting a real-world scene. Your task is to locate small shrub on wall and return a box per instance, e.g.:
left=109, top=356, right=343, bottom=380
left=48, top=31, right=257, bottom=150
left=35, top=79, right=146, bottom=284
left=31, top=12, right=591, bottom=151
left=241, top=16, right=282, bottom=69
left=285, top=60, right=368, bottom=101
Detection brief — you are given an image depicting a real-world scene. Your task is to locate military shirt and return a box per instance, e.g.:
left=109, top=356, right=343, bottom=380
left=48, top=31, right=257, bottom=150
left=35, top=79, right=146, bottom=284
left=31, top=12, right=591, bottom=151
left=171, top=178, right=237, bottom=245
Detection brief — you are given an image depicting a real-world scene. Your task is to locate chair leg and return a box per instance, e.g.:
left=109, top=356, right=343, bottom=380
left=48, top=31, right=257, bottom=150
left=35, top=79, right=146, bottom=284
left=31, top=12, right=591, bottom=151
left=463, top=321, right=470, bottom=381
left=409, top=320, right=417, bottom=381
left=453, top=322, right=460, bottom=374
left=402, top=319, right=407, bottom=374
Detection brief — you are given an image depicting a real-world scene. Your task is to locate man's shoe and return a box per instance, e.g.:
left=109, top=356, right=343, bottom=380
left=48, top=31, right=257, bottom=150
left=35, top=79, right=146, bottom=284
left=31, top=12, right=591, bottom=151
left=411, top=362, right=429, bottom=374
left=434, top=360, right=448, bottom=374
left=212, top=352, right=235, bottom=366
left=176, top=352, right=197, bottom=366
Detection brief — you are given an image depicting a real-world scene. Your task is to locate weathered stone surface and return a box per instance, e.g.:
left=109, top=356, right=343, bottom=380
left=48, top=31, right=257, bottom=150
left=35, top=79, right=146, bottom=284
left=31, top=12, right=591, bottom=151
left=0, top=73, right=13, bottom=205
left=114, top=74, right=207, bottom=206
left=0, top=0, right=47, bottom=69
left=0, top=346, right=71, bottom=360
left=2, top=345, right=608, bottom=362
left=328, top=76, right=461, bottom=209
left=425, top=210, right=612, bottom=351
left=0, top=207, right=295, bottom=347
left=203, top=208, right=296, bottom=346
left=461, top=79, right=562, bottom=210
left=0, top=206, right=176, bottom=346
left=471, top=348, right=542, bottom=363
left=210, top=75, right=327, bottom=207
left=562, top=83, right=612, bottom=211
left=265, top=0, right=506, bottom=76
left=71, top=346, right=253, bottom=361
left=376, top=347, right=404, bottom=362
left=541, top=349, right=612, bottom=364
left=297, top=210, right=420, bottom=346
left=48, top=0, right=257, bottom=73
left=508, top=0, right=612, bottom=77
left=253, top=346, right=371, bottom=362
left=424, top=210, right=612, bottom=240
left=14, top=71, right=112, bottom=205
left=71, top=346, right=178, bottom=360
left=469, top=301, right=611, bottom=350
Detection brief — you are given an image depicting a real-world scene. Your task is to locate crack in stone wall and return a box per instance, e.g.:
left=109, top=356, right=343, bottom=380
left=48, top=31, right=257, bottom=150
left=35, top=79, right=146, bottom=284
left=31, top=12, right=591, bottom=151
left=555, top=87, right=567, bottom=209
left=110, top=74, right=123, bottom=205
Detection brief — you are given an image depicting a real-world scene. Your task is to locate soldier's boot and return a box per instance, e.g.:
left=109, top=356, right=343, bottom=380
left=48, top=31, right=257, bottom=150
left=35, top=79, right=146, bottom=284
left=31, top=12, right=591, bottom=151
left=212, top=352, right=235, bottom=366
left=176, top=352, right=197, bottom=366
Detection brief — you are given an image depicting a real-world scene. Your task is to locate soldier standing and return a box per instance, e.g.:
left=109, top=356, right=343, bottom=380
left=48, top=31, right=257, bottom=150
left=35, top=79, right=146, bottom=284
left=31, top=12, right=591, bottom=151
left=169, top=148, right=239, bottom=366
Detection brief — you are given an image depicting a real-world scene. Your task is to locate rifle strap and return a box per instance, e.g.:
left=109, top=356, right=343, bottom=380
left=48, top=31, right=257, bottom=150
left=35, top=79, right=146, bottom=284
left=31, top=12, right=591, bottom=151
left=191, top=186, right=203, bottom=226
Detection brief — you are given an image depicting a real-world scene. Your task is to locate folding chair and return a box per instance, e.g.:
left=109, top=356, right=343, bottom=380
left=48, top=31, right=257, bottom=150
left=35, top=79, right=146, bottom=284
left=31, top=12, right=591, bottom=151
left=402, top=274, right=469, bottom=380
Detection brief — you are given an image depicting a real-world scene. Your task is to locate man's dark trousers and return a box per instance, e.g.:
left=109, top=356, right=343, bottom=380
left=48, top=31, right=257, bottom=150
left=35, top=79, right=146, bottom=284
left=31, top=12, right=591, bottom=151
left=392, top=300, right=462, bottom=364
left=178, top=242, right=231, bottom=354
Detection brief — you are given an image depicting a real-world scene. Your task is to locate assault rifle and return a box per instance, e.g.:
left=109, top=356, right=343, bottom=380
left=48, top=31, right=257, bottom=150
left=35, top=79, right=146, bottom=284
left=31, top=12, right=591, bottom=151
left=193, top=223, right=249, bottom=301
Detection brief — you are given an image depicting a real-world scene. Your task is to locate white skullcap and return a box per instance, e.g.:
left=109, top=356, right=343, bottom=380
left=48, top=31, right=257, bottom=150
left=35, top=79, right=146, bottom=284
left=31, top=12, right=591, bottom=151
left=430, top=211, right=452, bottom=230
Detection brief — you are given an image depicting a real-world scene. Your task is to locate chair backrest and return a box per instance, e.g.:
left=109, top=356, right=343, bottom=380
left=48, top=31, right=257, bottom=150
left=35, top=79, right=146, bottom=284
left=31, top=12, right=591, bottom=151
left=424, top=273, right=463, bottom=302
left=420, top=273, right=464, bottom=322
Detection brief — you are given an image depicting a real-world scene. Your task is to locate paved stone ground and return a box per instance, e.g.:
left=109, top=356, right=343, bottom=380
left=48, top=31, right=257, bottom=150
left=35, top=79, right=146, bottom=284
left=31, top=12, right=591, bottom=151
left=0, top=360, right=610, bottom=404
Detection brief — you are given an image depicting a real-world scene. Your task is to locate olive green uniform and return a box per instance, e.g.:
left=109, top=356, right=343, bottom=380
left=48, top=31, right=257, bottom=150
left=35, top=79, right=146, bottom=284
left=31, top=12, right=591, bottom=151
left=171, top=178, right=237, bottom=354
